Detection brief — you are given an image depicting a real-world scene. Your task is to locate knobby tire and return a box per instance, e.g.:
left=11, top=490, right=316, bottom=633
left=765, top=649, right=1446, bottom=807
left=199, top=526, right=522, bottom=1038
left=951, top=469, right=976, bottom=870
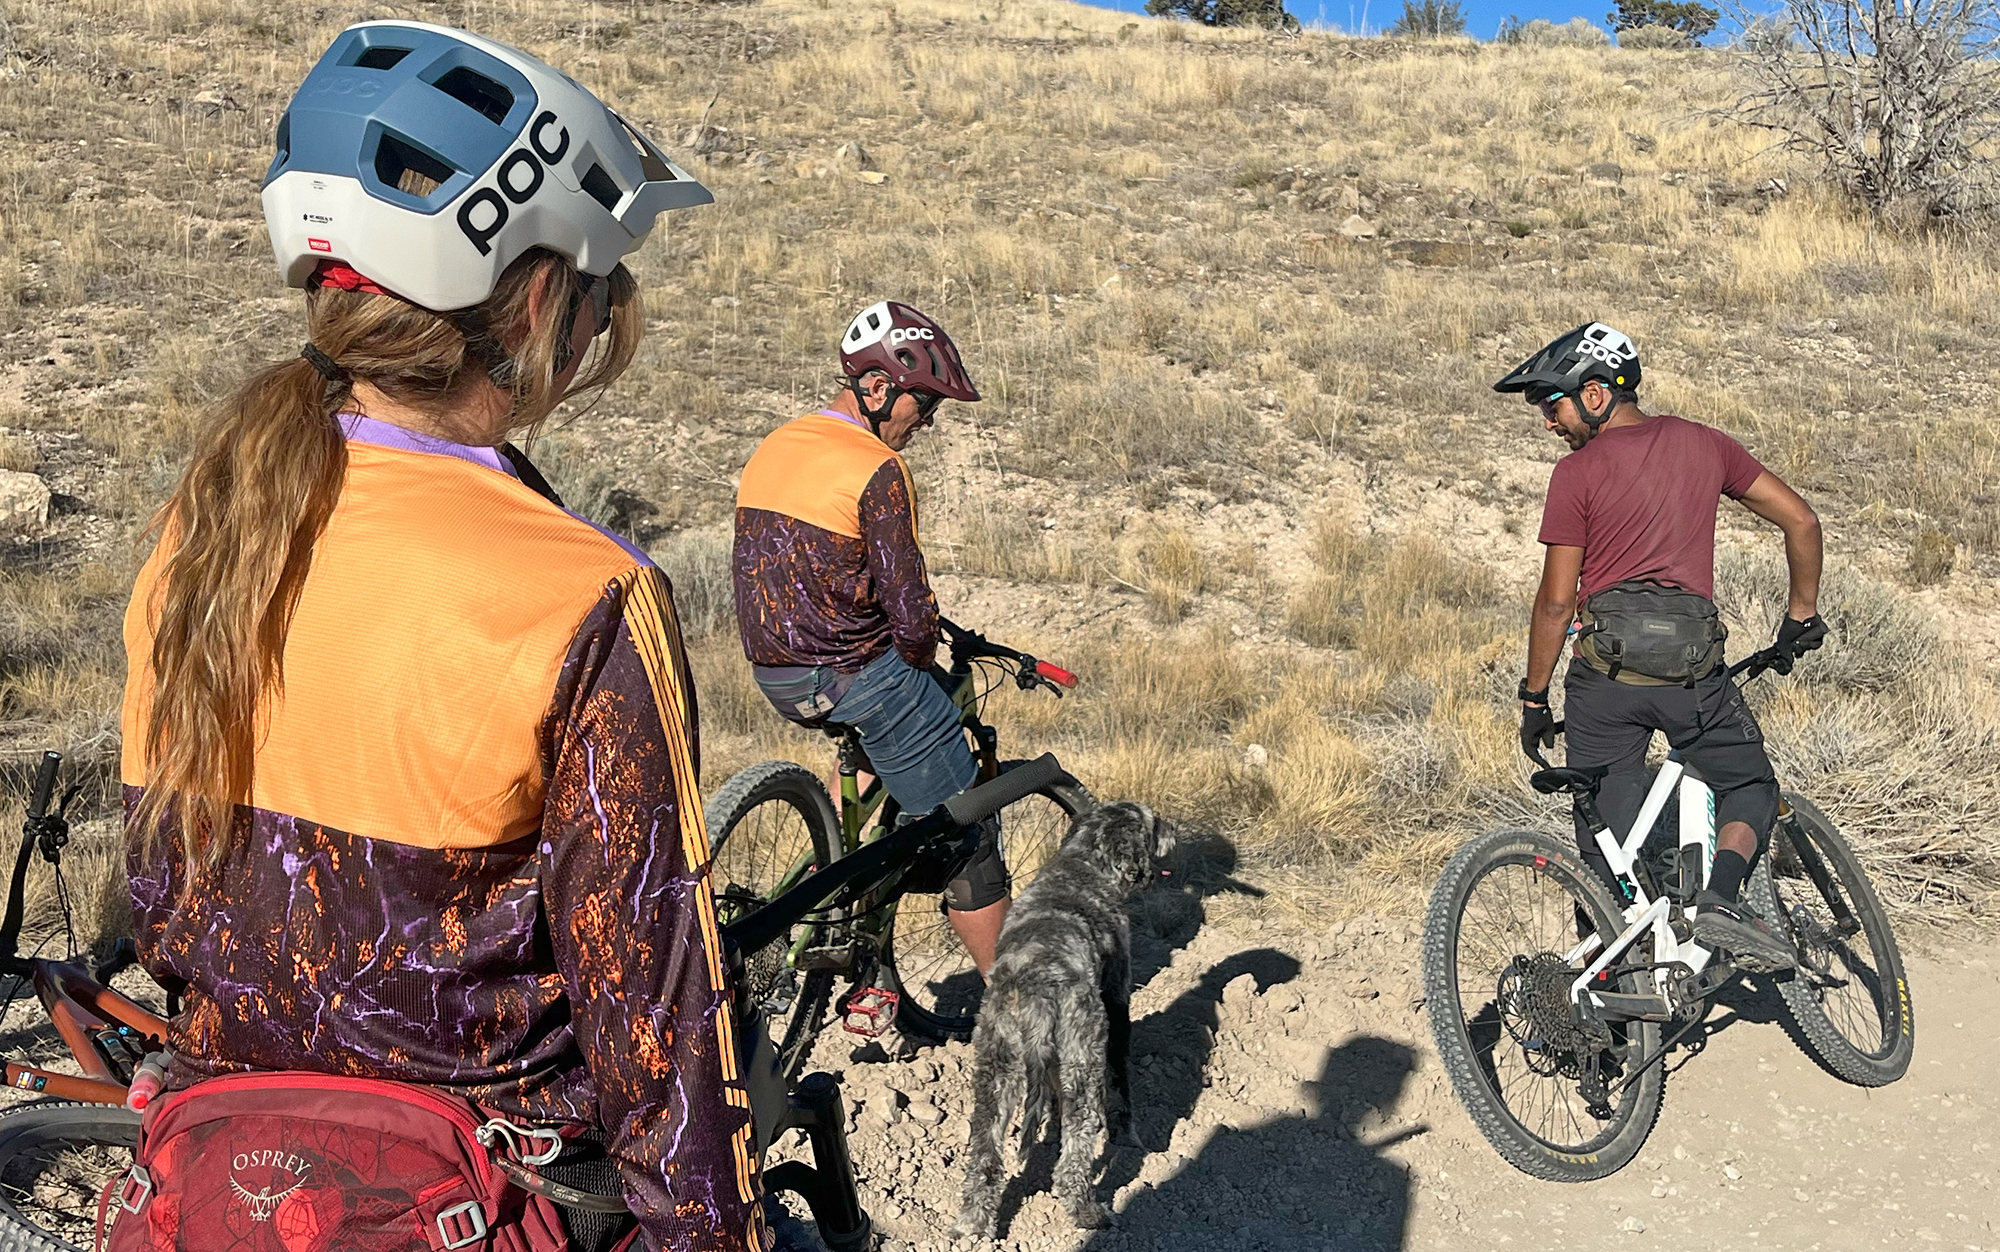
left=1748, top=792, right=1914, bottom=1087
left=0, top=1102, right=140, bottom=1252
left=1423, top=828, right=1666, bottom=1182
left=705, top=761, right=839, bottom=1082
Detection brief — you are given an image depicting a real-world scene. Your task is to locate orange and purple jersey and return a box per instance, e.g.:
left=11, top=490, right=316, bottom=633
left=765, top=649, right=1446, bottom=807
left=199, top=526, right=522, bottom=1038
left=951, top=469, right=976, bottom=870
left=733, top=409, right=939, bottom=672
left=120, top=416, right=768, bottom=1252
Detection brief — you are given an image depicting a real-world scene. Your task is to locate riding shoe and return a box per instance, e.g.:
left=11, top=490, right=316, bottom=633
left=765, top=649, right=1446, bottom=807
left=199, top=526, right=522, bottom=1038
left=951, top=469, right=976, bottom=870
left=1692, top=890, right=1796, bottom=973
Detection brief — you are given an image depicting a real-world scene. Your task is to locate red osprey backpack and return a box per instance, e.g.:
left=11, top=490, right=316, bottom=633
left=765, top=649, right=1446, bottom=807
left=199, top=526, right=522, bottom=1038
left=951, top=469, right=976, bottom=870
left=100, top=1071, right=617, bottom=1252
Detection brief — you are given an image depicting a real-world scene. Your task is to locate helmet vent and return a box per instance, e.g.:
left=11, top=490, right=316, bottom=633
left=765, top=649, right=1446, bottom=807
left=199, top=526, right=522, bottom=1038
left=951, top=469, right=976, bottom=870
left=580, top=163, right=622, bottom=212
left=375, top=134, right=455, bottom=198
left=432, top=67, right=514, bottom=126
left=353, top=46, right=411, bottom=71
left=895, top=348, right=919, bottom=370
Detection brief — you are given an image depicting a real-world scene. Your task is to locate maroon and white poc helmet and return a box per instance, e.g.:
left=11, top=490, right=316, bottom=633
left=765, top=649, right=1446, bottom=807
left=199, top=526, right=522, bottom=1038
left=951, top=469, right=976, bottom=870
left=839, top=300, right=980, bottom=402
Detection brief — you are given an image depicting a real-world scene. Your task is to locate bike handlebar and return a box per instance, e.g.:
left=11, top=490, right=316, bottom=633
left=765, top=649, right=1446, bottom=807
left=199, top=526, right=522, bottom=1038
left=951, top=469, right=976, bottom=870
left=26, top=752, right=58, bottom=822
left=946, top=753, right=1061, bottom=826
left=1034, top=660, right=1078, bottom=690
left=721, top=755, right=1068, bottom=960
left=938, top=617, right=1076, bottom=697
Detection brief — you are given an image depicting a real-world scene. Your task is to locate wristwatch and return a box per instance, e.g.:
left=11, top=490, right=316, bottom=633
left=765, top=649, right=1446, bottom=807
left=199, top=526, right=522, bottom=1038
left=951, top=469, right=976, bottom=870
left=1517, top=678, right=1550, bottom=705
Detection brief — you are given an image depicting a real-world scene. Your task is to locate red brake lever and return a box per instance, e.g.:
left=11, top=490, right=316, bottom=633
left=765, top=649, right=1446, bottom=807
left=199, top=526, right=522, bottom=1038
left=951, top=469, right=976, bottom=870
left=1034, top=660, right=1078, bottom=689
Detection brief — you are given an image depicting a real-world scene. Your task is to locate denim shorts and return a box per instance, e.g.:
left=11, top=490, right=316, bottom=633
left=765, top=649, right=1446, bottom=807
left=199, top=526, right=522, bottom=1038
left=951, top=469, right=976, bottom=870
left=825, top=648, right=978, bottom=816
left=753, top=649, right=1004, bottom=908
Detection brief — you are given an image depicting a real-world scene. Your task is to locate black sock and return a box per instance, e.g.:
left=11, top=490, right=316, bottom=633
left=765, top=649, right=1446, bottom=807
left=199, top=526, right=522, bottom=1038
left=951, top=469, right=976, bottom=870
left=1709, top=849, right=1751, bottom=902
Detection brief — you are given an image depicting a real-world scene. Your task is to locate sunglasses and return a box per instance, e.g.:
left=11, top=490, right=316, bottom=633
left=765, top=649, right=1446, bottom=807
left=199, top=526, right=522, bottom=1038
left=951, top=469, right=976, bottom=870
left=1526, top=387, right=1566, bottom=414
left=912, top=390, right=946, bottom=421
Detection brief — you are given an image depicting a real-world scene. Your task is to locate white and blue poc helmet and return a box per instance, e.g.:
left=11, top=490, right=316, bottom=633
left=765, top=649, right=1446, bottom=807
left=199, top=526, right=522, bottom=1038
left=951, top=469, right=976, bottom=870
left=262, top=21, right=712, bottom=311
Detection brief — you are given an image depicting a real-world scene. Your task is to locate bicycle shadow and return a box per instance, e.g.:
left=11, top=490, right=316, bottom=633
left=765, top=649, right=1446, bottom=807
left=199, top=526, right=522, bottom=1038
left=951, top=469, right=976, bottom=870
left=1084, top=1035, right=1420, bottom=1252
left=982, top=948, right=1303, bottom=1238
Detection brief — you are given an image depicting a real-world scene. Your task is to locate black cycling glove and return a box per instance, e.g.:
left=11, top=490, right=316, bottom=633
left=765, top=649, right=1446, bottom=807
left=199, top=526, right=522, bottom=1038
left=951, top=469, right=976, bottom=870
left=1519, top=702, right=1556, bottom=764
left=1770, top=614, right=1828, bottom=674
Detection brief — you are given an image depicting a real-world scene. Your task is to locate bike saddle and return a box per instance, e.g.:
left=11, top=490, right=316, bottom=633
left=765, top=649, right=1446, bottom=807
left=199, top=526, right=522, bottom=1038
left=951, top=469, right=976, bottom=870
left=1531, top=766, right=1608, bottom=796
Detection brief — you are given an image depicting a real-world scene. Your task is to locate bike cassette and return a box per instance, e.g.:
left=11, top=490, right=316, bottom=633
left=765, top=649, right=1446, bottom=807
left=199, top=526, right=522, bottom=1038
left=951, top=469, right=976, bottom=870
left=841, top=988, right=899, bottom=1037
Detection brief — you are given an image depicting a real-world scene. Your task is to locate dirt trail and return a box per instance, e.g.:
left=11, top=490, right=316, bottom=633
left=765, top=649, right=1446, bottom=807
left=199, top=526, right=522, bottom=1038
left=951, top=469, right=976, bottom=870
left=770, top=904, right=1999, bottom=1252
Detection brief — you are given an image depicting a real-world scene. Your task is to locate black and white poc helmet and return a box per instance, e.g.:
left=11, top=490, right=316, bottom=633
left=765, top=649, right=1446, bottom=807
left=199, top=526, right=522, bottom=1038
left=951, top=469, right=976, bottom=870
left=1493, top=323, right=1642, bottom=423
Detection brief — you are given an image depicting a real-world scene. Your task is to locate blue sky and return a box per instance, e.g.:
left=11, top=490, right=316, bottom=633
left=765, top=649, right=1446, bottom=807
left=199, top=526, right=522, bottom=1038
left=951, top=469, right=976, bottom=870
left=1078, top=0, right=1613, bottom=39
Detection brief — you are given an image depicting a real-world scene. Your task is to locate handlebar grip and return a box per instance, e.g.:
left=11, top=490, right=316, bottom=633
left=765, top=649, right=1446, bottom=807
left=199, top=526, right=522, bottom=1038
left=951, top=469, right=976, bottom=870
left=945, top=754, right=1064, bottom=827
left=26, top=751, right=59, bottom=822
left=1034, top=660, right=1078, bottom=689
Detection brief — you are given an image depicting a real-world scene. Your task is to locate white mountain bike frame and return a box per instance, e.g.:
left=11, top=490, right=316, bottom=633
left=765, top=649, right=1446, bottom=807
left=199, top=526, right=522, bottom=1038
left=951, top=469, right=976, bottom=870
left=1563, top=750, right=1718, bottom=1010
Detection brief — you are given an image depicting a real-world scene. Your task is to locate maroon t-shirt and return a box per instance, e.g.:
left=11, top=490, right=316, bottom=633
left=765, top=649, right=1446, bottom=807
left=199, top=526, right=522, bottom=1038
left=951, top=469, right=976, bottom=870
left=1537, top=414, right=1766, bottom=601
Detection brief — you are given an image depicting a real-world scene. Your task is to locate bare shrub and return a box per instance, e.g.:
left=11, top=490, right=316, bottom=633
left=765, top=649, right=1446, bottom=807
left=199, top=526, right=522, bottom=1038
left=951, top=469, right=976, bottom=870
left=652, top=525, right=734, bottom=640
left=1732, top=0, right=2000, bottom=221
left=1501, top=16, right=1613, bottom=45
left=1618, top=24, right=1696, bottom=47
left=1714, top=547, right=2000, bottom=914
left=1908, top=525, right=1957, bottom=585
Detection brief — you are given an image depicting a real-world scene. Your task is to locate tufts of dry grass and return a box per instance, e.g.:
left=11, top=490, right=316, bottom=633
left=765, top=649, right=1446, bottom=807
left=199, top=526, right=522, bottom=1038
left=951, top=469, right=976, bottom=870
left=1716, top=549, right=2000, bottom=918
left=0, top=0, right=1995, bottom=931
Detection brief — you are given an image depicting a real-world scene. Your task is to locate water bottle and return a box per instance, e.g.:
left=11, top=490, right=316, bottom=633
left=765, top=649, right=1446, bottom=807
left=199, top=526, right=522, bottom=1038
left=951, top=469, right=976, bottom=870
left=126, top=1052, right=170, bottom=1112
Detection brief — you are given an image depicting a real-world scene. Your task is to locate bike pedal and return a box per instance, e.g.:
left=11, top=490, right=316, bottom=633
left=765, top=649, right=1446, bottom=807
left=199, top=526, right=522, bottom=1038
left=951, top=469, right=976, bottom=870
left=841, top=988, right=899, bottom=1037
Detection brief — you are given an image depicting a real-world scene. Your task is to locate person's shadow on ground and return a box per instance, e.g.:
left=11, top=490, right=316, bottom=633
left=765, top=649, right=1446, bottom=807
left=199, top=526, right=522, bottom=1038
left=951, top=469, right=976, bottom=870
left=979, top=948, right=1302, bottom=1240
left=1084, top=1035, right=1421, bottom=1252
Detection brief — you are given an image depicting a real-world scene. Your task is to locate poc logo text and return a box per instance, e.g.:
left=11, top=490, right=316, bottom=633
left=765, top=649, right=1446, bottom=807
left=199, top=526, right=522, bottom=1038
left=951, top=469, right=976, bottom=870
left=457, top=111, right=571, bottom=256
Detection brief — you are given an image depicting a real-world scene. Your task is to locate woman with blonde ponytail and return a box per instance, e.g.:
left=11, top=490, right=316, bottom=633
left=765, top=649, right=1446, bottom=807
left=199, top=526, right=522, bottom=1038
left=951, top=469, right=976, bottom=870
left=115, top=23, right=762, bottom=1252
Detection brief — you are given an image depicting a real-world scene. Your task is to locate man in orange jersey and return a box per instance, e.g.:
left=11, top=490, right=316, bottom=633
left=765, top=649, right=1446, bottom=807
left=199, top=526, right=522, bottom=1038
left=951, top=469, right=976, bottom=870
left=732, top=301, right=1011, bottom=973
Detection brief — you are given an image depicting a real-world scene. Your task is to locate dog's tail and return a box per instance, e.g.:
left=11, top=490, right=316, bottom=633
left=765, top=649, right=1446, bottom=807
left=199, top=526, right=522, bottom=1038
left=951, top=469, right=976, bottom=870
left=1014, top=984, right=1062, bottom=1153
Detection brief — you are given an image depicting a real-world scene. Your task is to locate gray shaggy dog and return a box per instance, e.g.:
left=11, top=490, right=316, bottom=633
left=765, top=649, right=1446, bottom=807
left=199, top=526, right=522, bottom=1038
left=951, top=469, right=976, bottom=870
left=952, top=801, right=1174, bottom=1238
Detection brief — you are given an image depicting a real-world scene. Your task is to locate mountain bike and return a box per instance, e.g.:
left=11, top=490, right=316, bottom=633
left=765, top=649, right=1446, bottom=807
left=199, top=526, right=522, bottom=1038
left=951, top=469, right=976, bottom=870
left=724, top=755, right=1072, bottom=1252
left=0, top=751, right=166, bottom=1251
left=707, top=619, right=1093, bottom=1077
left=0, top=750, right=1068, bottom=1252
left=1423, top=646, right=1914, bottom=1181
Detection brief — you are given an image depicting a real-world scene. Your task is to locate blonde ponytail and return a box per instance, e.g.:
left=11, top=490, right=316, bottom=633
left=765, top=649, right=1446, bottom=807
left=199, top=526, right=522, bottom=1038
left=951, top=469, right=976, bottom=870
left=135, top=248, right=641, bottom=864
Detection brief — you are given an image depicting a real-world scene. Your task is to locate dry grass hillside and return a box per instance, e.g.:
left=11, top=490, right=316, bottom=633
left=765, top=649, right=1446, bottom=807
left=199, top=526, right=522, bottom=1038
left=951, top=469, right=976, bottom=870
left=1, top=0, right=1996, bottom=944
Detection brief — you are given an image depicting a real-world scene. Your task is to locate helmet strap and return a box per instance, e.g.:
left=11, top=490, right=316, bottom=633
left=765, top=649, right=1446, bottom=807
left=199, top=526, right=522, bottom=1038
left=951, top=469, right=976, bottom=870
left=849, top=374, right=900, bottom=437
left=1579, top=382, right=1616, bottom=429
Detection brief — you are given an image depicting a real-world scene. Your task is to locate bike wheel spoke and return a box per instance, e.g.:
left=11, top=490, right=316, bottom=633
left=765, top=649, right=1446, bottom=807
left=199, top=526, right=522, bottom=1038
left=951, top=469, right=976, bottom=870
left=1454, top=858, right=1618, bottom=1151
left=0, top=1138, right=128, bottom=1244
left=997, top=792, right=1069, bottom=892
left=891, top=905, right=982, bottom=1024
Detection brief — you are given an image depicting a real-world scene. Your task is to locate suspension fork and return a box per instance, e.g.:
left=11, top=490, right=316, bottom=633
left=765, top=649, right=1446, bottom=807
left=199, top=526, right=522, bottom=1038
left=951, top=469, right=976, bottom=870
left=1776, top=804, right=1857, bottom=929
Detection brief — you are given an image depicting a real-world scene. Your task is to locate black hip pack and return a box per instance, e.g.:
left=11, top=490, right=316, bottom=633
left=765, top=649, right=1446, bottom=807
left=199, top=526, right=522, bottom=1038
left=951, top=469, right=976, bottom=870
left=1575, top=581, right=1726, bottom=687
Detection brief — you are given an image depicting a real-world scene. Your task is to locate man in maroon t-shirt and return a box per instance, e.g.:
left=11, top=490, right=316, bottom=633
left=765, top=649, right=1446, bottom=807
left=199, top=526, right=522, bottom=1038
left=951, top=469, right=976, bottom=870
left=1496, top=323, right=1827, bottom=970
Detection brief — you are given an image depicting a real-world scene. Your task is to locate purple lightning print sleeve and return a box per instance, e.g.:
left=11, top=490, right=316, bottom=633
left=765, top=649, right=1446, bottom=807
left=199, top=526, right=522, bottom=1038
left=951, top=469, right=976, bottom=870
left=857, top=459, right=940, bottom=672
left=541, top=567, right=766, bottom=1252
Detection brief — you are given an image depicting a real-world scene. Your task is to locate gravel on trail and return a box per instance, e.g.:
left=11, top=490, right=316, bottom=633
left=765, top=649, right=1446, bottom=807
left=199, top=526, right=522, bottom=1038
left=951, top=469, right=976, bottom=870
left=764, top=899, right=2000, bottom=1252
